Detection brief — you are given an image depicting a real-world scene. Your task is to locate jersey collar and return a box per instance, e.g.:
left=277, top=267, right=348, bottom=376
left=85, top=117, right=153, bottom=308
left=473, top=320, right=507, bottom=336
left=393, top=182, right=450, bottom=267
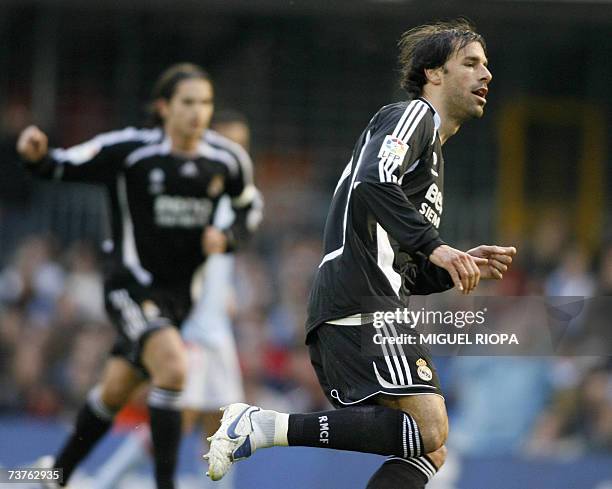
left=417, top=97, right=441, bottom=131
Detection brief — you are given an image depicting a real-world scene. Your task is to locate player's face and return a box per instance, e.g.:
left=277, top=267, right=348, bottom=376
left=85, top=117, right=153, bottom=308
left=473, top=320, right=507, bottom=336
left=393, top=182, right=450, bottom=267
left=162, top=78, right=214, bottom=139
left=441, top=41, right=492, bottom=121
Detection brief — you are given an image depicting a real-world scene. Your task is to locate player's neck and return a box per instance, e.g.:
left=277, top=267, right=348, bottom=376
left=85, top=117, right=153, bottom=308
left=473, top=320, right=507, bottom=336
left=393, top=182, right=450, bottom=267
left=165, top=127, right=201, bottom=156
left=419, top=94, right=460, bottom=145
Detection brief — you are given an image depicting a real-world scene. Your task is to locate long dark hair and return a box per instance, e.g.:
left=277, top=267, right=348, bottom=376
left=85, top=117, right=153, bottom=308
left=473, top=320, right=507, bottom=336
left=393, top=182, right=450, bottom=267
left=398, top=19, right=486, bottom=97
left=147, top=62, right=211, bottom=126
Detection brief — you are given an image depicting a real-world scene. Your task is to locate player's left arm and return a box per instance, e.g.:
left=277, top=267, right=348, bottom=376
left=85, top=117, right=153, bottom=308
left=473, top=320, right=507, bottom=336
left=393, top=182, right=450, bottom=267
left=202, top=139, right=263, bottom=254
left=467, top=245, right=517, bottom=279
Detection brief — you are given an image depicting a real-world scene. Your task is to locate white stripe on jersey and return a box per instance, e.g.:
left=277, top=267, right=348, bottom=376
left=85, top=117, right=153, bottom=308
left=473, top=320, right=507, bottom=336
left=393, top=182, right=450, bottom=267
left=387, top=103, right=429, bottom=177
left=125, top=136, right=171, bottom=166
left=333, top=158, right=353, bottom=196
left=117, top=175, right=152, bottom=285
left=378, top=101, right=422, bottom=182
left=319, top=130, right=371, bottom=268
left=204, top=129, right=254, bottom=185
left=51, top=127, right=162, bottom=166
left=376, top=223, right=402, bottom=295
left=197, top=141, right=240, bottom=176
left=378, top=100, right=429, bottom=183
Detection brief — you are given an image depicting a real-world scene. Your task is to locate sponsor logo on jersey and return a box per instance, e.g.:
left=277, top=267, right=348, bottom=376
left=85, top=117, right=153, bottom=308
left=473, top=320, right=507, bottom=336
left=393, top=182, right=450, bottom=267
left=154, top=195, right=213, bottom=228
left=419, top=182, right=443, bottom=228
left=378, top=135, right=409, bottom=163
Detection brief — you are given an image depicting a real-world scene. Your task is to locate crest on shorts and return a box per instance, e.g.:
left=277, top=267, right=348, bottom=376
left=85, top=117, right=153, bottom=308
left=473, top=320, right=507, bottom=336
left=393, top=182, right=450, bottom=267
left=417, top=364, right=433, bottom=382
left=416, top=358, right=427, bottom=367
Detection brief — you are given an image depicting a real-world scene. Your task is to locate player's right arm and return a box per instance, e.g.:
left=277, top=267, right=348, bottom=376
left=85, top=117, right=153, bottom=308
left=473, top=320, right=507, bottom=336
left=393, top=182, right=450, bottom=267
left=17, top=124, right=136, bottom=184
left=352, top=103, right=484, bottom=294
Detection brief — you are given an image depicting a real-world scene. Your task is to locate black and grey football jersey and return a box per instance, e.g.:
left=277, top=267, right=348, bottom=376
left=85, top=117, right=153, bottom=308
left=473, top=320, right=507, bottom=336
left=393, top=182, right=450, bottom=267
left=32, top=127, right=262, bottom=287
left=306, top=97, right=453, bottom=335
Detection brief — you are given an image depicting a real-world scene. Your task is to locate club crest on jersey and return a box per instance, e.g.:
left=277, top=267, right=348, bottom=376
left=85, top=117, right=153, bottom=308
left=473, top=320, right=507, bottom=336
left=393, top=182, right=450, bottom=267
left=378, top=135, right=409, bottom=163
left=207, top=174, right=225, bottom=198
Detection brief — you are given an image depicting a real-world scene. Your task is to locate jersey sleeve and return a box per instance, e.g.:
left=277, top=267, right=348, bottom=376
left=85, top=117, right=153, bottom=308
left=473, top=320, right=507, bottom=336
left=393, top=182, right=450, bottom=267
left=224, top=144, right=263, bottom=250
left=211, top=134, right=256, bottom=208
left=223, top=187, right=264, bottom=252
left=352, top=101, right=443, bottom=256
left=406, top=252, right=454, bottom=295
left=203, top=130, right=263, bottom=250
left=28, top=127, right=148, bottom=184
left=356, top=100, right=434, bottom=185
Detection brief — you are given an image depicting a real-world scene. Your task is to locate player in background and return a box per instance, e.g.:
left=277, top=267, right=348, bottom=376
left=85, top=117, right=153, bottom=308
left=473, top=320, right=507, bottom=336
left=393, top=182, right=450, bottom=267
left=91, top=111, right=253, bottom=489
left=17, top=64, right=261, bottom=489
left=205, top=20, right=516, bottom=488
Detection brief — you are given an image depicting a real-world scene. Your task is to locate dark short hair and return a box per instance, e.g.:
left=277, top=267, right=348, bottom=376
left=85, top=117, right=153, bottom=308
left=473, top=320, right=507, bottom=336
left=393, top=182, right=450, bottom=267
left=398, top=19, right=486, bottom=97
left=148, top=62, right=211, bottom=126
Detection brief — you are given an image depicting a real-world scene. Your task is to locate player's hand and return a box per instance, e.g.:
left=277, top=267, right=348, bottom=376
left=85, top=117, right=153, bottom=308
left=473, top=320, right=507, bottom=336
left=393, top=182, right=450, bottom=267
left=202, top=226, right=228, bottom=255
left=17, top=125, right=49, bottom=163
left=467, top=245, right=517, bottom=280
left=429, top=244, right=488, bottom=294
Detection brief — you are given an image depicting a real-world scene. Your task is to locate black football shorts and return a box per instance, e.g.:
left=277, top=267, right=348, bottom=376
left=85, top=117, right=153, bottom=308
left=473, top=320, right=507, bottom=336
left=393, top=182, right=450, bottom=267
left=105, top=272, right=191, bottom=371
left=308, top=322, right=443, bottom=408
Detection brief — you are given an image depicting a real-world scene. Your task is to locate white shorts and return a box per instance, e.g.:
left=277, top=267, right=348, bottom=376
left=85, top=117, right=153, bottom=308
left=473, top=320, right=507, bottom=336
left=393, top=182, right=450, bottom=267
left=180, top=338, right=244, bottom=411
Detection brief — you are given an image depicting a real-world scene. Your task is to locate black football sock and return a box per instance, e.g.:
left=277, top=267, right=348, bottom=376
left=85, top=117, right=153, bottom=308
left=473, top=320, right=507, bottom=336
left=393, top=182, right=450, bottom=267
left=54, top=387, right=116, bottom=486
left=148, top=387, right=182, bottom=489
left=287, top=406, right=425, bottom=458
left=366, top=456, right=438, bottom=488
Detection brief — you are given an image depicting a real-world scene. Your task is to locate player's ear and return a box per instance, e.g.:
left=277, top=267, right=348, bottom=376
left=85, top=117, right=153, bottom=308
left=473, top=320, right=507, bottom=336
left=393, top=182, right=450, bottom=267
left=155, top=98, right=170, bottom=121
left=424, top=66, right=444, bottom=86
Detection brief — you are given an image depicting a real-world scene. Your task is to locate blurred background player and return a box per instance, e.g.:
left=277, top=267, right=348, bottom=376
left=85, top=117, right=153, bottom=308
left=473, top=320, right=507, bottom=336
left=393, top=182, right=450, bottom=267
left=16, top=64, right=262, bottom=489
left=91, top=110, right=253, bottom=489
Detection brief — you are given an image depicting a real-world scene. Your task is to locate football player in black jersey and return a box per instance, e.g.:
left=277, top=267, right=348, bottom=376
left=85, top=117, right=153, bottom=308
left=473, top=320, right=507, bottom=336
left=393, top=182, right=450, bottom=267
left=205, top=20, right=515, bottom=489
left=17, top=63, right=261, bottom=489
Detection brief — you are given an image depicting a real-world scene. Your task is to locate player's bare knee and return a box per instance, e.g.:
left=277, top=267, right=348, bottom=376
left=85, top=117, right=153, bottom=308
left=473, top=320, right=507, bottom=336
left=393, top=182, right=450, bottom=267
left=142, top=327, right=187, bottom=389
left=419, top=425, right=446, bottom=452
left=99, top=383, right=130, bottom=410
left=148, top=345, right=187, bottom=389
left=427, top=445, right=448, bottom=470
left=425, top=415, right=449, bottom=452
left=152, top=357, right=187, bottom=390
